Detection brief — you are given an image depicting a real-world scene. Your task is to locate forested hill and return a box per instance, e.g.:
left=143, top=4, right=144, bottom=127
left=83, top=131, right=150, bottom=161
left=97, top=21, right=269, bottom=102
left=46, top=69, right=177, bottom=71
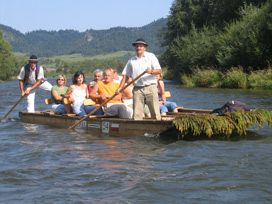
left=0, top=18, right=167, bottom=57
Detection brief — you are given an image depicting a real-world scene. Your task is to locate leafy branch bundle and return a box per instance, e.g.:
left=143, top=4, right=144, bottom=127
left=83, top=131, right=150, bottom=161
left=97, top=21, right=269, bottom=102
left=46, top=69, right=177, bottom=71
left=172, top=109, right=272, bottom=138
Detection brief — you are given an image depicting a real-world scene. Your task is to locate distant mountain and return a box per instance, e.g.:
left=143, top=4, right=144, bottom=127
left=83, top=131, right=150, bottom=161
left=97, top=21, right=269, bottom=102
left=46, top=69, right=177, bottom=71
left=0, top=18, right=167, bottom=57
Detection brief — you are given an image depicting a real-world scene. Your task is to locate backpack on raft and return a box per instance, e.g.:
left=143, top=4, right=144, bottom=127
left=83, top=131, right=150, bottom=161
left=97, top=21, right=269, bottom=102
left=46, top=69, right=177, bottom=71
left=210, top=101, right=250, bottom=116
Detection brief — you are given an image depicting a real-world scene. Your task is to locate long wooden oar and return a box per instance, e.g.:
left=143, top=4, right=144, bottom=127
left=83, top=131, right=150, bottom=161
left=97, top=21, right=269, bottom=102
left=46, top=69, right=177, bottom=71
left=69, top=71, right=146, bottom=130
left=1, top=95, right=25, bottom=121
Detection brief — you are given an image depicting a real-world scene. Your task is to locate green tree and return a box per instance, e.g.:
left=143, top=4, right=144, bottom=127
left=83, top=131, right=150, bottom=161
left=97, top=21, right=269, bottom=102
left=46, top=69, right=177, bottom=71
left=216, top=2, right=272, bottom=70
left=160, top=0, right=271, bottom=78
left=0, top=31, right=16, bottom=81
left=162, top=0, right=266, bottom=46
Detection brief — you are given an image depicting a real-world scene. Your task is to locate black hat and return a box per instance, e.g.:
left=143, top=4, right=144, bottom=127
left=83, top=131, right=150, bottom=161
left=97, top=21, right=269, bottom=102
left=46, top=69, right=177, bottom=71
left=29, top=55, right=38, bottom=62
left=132, top=38, right=148, bottom=47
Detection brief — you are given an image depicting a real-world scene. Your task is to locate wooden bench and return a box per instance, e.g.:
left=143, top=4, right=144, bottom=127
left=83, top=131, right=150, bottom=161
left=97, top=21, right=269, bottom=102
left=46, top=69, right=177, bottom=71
left=45, top=98, right=95, bottom=106
left=165, top=91, right=171, bottom=98
left=44, top=98, right=77, bottom=116
left=45, top=98, right=52, bottom=105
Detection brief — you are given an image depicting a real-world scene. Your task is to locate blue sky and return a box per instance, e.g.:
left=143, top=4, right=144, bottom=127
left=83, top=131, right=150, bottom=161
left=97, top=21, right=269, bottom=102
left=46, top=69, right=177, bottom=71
left=0, top=0, right=173, bottom=34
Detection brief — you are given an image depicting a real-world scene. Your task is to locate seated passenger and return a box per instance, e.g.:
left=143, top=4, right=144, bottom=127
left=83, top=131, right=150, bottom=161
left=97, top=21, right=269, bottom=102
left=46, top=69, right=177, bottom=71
left=121, top=77, right=133, bottom=109
left=109, top=67, right=122, bottom=84
left=65, top=71, right=103, bottom=117
left=87, top=69, right=103, bottom=94
left=155, top=73, right=178, bottom=116
left=90, top=68, right=132, bottom=118
left=51, top=75, right=73, bottom=114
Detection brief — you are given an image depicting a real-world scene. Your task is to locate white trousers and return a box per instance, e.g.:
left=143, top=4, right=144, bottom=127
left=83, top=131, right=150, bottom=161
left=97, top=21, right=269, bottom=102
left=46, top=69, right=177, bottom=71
left=104, top=103, right=133, bottom=119
left=25, top=81, right=52, bottom=112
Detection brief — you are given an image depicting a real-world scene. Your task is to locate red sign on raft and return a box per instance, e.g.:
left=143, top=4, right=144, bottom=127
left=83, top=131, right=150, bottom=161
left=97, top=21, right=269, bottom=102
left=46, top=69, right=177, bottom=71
left=111, top=124, right=119, bottom=132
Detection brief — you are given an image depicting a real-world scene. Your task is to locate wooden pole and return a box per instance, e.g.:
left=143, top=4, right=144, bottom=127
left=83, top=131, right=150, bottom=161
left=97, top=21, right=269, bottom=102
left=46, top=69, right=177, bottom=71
left=69, top=71, right=146, bottom=130
left=1, top=96, right=25, bottom=121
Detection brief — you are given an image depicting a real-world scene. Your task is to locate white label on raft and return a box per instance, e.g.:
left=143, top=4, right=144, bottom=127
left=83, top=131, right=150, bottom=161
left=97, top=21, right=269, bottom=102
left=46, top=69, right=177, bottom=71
left=75, top=120, right=86, bottom=128
left=88, top=124, right=100, bottom=128
left=102, top=121, right=110, bottom=133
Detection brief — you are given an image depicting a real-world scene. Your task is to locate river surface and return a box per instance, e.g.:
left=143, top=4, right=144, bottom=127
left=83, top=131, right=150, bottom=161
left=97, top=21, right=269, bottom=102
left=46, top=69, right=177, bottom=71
left=0, top=78, right=272, bottom=203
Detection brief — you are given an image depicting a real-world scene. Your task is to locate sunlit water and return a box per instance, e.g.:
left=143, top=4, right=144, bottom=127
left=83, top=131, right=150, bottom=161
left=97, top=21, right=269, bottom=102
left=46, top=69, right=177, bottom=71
left=0, top=78, right=272, bottom=203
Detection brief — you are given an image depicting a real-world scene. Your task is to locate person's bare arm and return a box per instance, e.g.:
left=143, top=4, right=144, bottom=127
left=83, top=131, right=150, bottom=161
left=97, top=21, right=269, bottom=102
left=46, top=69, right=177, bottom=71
left=23, top=79, right=42, bottom=95
left=160, top=81, right=166, bottom=102
left=52, top=90, right=63, bottom=101
left=19, top=80, right=25, bottom=97
left=122, top=87, right=133, bottom=99
left=146, top=67, right=161, bottom=75
left=90, top=82, right=100, bottom=101
left=85, top=85, right=89, bottom=99
left=116, top=75, right=128, bottom=94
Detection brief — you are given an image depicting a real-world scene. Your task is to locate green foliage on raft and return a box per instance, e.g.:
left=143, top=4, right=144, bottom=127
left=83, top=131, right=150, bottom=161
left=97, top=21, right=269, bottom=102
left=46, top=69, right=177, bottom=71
left=172, top=109, right=272, bottom=138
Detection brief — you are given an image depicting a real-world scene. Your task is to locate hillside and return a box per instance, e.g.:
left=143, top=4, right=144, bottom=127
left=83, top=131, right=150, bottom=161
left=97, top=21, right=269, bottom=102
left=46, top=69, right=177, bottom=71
left=0, top=18, right=167, bottom=57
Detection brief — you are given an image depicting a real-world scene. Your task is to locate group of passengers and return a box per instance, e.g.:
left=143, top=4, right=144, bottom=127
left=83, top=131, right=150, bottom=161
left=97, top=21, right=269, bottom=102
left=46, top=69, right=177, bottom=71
left=18, top=38, right=178, bottom=120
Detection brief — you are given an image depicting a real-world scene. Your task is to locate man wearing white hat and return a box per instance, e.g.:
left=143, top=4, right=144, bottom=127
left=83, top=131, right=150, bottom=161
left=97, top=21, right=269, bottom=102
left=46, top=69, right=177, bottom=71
left=117, top=38, right=161, bottom=120
left=18, top=55, right=52, bottom=112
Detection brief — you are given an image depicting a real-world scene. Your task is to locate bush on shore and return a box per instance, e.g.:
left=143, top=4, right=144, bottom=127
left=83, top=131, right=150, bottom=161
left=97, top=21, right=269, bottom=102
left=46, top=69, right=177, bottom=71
left=181, top=65, right=272, bottom=89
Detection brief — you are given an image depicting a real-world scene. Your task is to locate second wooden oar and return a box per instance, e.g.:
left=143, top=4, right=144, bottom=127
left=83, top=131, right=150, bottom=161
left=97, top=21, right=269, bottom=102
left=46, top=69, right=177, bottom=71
left=1, top=95, right=25, bottom=121
left=69, top=70, right=146, bottom=130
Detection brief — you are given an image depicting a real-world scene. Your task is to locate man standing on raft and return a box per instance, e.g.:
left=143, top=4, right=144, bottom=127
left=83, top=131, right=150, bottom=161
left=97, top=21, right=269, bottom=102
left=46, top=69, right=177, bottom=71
left=18, top=55, right=52, bottom=112
left=117, top=38, right=162, bottom=120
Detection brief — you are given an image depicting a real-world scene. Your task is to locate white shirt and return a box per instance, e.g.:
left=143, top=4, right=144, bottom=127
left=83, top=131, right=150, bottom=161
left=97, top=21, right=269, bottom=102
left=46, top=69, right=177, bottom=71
left=71, top=84, right=87, bottom=105
left=113, top=75, right=123, bottom=84
left=18, top=65, right=45, bottom=85
left=122, top=51, right=161, bottom=87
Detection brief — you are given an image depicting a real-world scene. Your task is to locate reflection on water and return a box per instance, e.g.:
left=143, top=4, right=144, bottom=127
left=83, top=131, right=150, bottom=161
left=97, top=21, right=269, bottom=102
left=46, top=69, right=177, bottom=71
left=0, top=78, right=272, bottom=203
left=22, top=123, right=40, bottom=133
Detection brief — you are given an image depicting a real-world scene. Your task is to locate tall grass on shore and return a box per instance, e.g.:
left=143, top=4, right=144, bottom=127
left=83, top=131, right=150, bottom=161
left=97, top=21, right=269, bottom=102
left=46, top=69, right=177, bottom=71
left=181, top=65, right=272, bottom=89
left=247, top=67, right=272, bottom=89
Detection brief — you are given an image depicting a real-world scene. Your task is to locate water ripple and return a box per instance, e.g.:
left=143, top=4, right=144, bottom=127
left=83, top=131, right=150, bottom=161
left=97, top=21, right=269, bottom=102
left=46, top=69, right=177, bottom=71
left=0, top=78, right=272, bottom=203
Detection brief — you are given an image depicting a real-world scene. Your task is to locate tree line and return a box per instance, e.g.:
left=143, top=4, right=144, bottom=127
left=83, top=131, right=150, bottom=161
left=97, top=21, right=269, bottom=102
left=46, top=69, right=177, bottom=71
left=159, top=0, right=272, bottom=79
left=1, top=0, right=272, bottom=85
left=0, top=18, right=166, bottom=58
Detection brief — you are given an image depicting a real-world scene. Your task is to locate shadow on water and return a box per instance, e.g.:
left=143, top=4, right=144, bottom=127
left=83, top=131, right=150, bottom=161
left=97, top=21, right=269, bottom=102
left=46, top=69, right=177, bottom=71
left=159, top=126, right=271, bottom=143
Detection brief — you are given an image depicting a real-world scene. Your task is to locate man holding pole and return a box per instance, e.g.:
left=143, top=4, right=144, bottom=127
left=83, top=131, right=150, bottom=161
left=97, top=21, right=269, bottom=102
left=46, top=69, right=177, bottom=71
left=18, top=55, right=52, bottom=112
left=117, top=38, right=162, bottom=120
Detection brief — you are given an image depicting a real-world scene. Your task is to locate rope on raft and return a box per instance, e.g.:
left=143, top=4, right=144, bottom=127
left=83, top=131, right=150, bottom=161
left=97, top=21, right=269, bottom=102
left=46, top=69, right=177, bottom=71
left=172, top=109, right=272, bottom=138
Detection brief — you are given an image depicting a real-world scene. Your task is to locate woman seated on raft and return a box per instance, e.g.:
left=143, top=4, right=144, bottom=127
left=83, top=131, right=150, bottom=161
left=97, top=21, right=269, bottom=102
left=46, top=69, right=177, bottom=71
left=64, top=71, right=103, bottom=117
left=51, top=75, right=73, bottom=114
left=155, top=73, right=178, bottom=116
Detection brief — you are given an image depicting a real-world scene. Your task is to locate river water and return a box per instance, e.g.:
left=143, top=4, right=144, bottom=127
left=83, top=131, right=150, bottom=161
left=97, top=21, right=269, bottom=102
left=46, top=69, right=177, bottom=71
left=0, top=78, right=272, bottom=203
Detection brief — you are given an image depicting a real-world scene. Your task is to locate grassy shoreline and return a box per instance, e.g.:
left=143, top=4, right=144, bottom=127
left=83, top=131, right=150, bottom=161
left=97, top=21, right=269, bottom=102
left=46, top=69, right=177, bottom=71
left=178, top=66, right=272, bottom=89
left=10, top=52, right=272, bottom=90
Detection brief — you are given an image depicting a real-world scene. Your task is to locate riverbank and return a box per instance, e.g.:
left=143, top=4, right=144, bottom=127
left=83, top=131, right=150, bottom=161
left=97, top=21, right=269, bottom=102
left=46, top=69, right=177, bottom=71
left=178, top=66, right=272, bottom=89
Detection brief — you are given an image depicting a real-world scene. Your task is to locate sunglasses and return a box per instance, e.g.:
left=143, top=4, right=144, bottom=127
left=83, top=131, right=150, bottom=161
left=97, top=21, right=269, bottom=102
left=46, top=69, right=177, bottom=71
left=58, top=79, right=65, bottom=81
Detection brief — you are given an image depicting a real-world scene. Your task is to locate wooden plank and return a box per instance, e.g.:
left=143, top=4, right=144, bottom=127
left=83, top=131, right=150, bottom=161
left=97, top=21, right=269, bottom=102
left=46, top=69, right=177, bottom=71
left=84, top=99, right=96, bottom=106
left=45, top=98, right=52, bottom=105
left=19, top=111, right=174, bottom=136
left=178, top=108, right=212, bottom=114
left=19, top=108, right=212, bottom=136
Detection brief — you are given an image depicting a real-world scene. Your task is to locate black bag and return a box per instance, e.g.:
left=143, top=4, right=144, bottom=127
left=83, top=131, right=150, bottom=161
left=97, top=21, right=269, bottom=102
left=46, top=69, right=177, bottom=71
left=211, top=101, right=250, bottom=116
left=55, top=100, right=63, bottom=104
